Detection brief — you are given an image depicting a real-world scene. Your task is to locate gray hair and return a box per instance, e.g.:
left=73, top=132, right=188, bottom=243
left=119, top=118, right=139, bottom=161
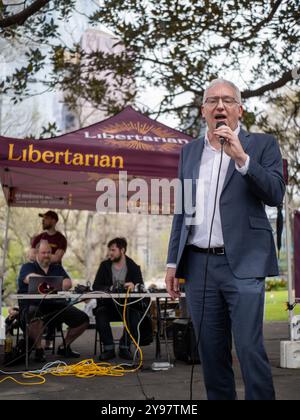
left=203, top=78, right=242, bottom=104
left=35, top=240, right=51, bottom=251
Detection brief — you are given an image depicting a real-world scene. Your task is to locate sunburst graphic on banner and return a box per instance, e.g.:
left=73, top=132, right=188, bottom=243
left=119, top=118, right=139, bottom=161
left=100, top=120, right=183, bottom=151
left=102, top=122, right=174, bottom=138
left=108, top=140, right=155, bottom=151
left=105, top=139, right=179, bottom=151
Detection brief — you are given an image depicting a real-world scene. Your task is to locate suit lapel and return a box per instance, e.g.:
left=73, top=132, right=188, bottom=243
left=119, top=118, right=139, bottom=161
left=221, top=128, right=251, bottom=194
left=191, top=137, right=205, bottom=205
left=189, top=130, right=251, bottom=202
left=192, top=137, right=205, bottom=180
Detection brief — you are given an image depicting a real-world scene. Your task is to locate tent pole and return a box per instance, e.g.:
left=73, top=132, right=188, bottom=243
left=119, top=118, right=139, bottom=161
left=0, top=204, right=10, bottom=316
left=285, top=192, right=294, bottom=340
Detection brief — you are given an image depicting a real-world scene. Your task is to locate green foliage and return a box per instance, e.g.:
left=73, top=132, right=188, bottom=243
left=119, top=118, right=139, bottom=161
left=39, top=122, right=60, bottom=139
left=87, top=0, right=300, bottom=130
left=265, top=291, right=300, bottom=322
left=0, top=0, right=299, bottom=133
left=2, top=239, right=26, bottom=301
left=265, top=278, right=288, bottom=292
left=256, top=91, right=300, bottom=196
left=242, top=110, right=257, bottom=131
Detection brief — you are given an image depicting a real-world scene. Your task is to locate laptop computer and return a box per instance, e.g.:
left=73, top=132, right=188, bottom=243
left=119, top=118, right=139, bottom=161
left=28, top=276, right=64, bottom=295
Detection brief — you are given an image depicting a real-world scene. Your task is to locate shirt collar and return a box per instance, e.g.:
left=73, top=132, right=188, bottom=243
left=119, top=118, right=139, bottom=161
left=35, top=259, right=51, bottom=273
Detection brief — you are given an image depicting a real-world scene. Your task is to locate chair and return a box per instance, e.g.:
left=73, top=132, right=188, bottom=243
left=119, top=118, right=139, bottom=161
left=15, top=318, right=66, bottom=355
left=94, top=323, right=124, bottom=356
left=94, top=328, right=103, bottom=356
left=45, top=323, right=67, bottom=354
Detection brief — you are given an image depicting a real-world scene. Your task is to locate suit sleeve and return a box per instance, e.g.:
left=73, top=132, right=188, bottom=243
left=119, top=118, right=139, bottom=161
left=133, top=264, right=143, bottom=285
left=244, top=135, right=285, bottom=207
left=167, top=148, right=185, bottom=265
left=92, top=262, right=106, bottom=291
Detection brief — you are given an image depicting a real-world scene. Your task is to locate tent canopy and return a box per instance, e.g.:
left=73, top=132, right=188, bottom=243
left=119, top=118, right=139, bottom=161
left=0, top=106, right=193, bottom=212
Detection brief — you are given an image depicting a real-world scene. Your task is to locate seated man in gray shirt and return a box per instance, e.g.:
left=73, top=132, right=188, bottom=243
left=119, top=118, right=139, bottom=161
left=93, top=237, right=144, bottom=361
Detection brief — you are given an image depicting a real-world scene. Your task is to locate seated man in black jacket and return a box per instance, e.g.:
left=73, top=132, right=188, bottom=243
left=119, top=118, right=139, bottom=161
left=93, top=237, right=144, bottom=361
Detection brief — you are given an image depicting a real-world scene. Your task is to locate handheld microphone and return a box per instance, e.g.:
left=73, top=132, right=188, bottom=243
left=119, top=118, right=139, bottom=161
left=216, top=121, right=227, bottom=145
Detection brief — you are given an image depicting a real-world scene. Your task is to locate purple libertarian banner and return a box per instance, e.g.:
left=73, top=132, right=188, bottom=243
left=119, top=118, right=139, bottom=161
left=295, top=211, right=300, bottom=301
left=0, top=106, right=193, bottom=212
left=0, top=106, right=192, bottom=178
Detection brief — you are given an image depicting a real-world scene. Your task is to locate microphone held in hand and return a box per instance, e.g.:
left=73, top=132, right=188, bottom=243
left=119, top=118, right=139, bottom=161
left=216, top=121, right=227, bottom=145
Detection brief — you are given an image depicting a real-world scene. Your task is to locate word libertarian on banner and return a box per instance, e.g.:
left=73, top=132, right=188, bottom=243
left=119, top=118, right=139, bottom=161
left=7, top=143, right=124, bottom=169
left=85, top=131, right=189, bottom=145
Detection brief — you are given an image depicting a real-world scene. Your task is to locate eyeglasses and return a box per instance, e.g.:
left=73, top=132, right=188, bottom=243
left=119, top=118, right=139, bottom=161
left=204, top=96, right=240, bottom=108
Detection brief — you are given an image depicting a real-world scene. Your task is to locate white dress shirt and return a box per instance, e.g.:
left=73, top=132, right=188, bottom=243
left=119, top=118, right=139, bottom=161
left=167, top=125, right=250, bottom=268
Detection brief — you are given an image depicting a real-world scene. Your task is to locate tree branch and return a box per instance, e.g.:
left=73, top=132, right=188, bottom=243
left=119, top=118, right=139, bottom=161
left=242, top=70, right=295, bottom=99
left=0, top=0, right=50, bottom=29
left=224, top=0, right=283, bottom=48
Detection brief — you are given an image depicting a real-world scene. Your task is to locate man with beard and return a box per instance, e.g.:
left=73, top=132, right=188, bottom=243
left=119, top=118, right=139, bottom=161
left=93, top=237, right=144, bottom=361
left=29, top=210, right=68, bottom=349
left=18, top=241, right=89, bottom=363
left=29, top=211, right=67, bottom=264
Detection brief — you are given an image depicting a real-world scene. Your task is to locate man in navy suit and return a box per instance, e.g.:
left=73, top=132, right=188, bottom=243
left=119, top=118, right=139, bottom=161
left=165, top=79, right=285, bottom=400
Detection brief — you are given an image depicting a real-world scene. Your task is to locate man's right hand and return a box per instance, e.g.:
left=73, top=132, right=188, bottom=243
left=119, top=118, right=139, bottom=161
left=165, top=267, right=181, bottom=299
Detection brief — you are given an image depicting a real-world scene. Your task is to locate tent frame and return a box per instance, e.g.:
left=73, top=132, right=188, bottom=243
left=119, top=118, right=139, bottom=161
left=0, top=203, right=10, bottom=317
left=285, top=192, right=296, bottom=340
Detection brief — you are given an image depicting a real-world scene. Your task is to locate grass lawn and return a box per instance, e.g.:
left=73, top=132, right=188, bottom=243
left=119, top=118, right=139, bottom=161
left=1, top=291, right=299, bottom=322
left=265, top=290, right=300, bottom=321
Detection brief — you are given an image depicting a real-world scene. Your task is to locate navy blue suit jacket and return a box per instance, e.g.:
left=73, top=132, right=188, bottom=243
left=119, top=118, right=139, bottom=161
left=167, top=129, right=285, bottom=279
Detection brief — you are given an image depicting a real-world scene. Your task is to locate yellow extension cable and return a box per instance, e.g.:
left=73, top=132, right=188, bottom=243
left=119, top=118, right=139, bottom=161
left=0, top=289, right=144, bottom=386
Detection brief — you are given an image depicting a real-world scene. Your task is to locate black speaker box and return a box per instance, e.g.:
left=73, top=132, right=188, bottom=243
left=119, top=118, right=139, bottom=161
left=172, top=319, right=201, bottom=364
